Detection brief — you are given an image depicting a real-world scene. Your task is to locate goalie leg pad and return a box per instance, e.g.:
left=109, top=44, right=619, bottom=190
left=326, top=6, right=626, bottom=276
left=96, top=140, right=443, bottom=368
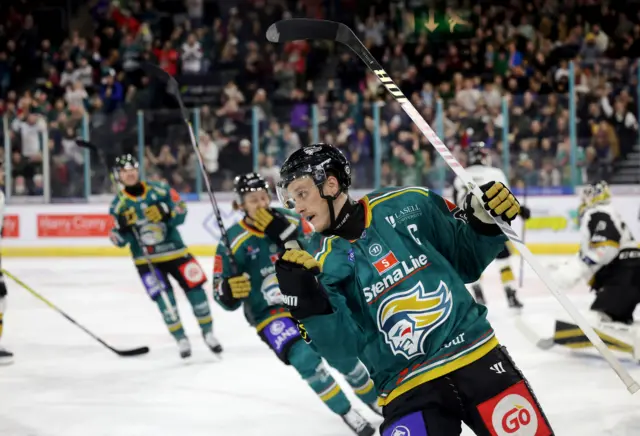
left=257, top=315, right=303, bottom=364
left=288, top=342, right=351, bottom=416
left=591, top=276, right=640, bottom=325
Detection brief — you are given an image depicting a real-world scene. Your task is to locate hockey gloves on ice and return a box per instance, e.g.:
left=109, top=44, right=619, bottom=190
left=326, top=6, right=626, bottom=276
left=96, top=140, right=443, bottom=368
left=465, top=182, right=520, bottom=235
left=252, top=208, right=298, bottom=248
left=275, top=249, right=333, bottom=320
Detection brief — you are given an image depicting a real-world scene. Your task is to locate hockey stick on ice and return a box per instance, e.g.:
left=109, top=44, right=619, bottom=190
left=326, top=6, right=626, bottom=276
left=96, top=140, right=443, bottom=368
left=266, top=18, right=640, bottom=394
left=2, top=268, right=149, bottom=357
left=76, top=139, right=178, bottom=324
left=140, top=63, right=239, bottom=275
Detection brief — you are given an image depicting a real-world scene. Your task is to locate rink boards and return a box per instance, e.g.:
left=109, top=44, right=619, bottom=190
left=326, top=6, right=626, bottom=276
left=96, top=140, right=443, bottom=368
left=1, top=193, right=639, bottom=256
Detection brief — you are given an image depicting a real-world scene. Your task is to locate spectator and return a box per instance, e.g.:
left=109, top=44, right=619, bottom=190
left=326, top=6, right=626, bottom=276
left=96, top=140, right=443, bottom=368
left=181, top=33, right=203, bottom=74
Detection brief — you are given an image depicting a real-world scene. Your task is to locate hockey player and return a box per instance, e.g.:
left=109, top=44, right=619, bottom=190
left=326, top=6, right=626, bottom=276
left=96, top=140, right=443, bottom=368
left=551, top=182, right=640, bottom=333
left=273, top=144, right=552, bottom=436
left=0, top=160, right=12, bottom=364
left=452, top=142, right=530, bottom=308
left=213, top=172, right=379, bottom=436
left=109, top=154, right=222, bottom=359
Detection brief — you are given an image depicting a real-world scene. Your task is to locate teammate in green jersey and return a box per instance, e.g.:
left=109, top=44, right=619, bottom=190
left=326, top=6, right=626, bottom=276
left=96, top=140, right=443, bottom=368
left=273, top=144, right=553, bottom=436
left=109, top=154, right=223, bottom=359
left=212, top=173, right=380, bottom=436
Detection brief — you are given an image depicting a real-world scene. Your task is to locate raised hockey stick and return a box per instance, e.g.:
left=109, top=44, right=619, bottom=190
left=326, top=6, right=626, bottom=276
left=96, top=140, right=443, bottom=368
left=76, top=139, right=178, bottom=323
left=266, top=18, right=640, bottom=394
left=518, top=183, right=528, bottom=289
left=2, top=268, right=149, bottom=357
left=140, top=63, right=239, bottom=274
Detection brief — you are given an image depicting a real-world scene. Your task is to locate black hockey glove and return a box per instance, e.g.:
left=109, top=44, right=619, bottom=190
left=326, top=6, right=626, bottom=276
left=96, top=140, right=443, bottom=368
left=275, top=249, right=333, bottom=320
left=520, top=205, right=531, bottom=220
left=145, top=202, right=171, bottom=223
left=116, top=214, right=133, bottom=232
left=252, top=208, right=299, bottom=247
left=464, top=181, right=520, bottom=236
left=215, top=274, right=251, bottom=307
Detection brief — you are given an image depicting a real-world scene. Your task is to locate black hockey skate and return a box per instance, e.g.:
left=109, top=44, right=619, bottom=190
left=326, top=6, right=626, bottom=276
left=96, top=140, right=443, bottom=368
left=505, top=287, right=523, bottom=309
left=0, top=347, right=14, bottom=365
left=342, top=408, right=375, bottom=436
left=471, top=284, right=486, bottom=305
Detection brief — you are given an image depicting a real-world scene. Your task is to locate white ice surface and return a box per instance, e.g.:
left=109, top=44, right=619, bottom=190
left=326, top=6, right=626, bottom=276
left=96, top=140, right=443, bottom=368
left=1, top=256, right=640, bottom=436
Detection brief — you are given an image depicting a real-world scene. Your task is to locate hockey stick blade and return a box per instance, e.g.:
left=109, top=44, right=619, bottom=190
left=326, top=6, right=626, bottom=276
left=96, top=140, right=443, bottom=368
left=267, top=18, right=640, bottom=394
left=3, top=269, right=150, bottom=357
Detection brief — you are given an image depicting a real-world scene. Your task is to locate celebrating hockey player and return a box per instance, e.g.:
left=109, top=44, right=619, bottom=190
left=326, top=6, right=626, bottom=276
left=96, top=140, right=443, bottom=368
left=0, top=160, right=11, bottom=365
left=453, top=142, right=530, bottom=308
left=549, top=182, right=640, bottom=351
left=273, top=144, right=552, bottom=436
left=109, top=154, right=223, bottom=358
left=213, top=172, right=379, bottom=436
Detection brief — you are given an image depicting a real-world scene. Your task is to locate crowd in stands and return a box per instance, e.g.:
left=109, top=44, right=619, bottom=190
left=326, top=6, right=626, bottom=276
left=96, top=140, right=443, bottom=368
left=0, top=0, right=639, bottom=198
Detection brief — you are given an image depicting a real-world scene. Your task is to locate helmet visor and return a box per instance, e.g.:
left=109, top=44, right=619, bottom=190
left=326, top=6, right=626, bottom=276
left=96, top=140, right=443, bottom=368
left=276, top=166, right=328, bottom=209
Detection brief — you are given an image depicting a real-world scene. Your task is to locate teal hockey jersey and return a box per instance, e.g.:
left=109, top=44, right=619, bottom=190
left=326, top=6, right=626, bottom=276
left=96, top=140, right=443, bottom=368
left=302, top=186, right=507, bottom=406
left=213, top=208, right=312, bottom=330
left=109, top=181, right=188, bottom=264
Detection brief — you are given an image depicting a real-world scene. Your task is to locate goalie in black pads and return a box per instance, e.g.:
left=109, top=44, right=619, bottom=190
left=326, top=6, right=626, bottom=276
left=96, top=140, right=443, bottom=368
left=550, top=182, right=640, bottom=358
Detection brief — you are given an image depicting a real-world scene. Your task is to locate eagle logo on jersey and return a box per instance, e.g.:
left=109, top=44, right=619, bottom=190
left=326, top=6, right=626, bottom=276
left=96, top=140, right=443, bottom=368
left=377, top=281, right=453, bottom=360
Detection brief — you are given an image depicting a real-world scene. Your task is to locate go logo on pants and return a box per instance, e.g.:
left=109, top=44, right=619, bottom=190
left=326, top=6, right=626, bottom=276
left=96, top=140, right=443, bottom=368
left=477, top=380, right=551, bottom=436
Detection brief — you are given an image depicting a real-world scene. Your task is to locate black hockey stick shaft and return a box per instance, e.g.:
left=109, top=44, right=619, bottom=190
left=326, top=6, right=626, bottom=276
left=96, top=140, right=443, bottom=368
left=140, top=63, right=238, bottom=274
left=2, top=268, right=148, bottom=357
left=76, top=139, right=179, bottom=323
left=266, top=18, right=640, bottom=394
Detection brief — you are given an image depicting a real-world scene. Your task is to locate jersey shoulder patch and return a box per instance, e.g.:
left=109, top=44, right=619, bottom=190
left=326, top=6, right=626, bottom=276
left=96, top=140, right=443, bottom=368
left=225, top=223, right=254, bottom=255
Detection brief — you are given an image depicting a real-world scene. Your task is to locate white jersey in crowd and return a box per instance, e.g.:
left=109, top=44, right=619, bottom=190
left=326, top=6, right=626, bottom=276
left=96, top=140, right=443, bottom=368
left=453, top=164, right=509, bottom=206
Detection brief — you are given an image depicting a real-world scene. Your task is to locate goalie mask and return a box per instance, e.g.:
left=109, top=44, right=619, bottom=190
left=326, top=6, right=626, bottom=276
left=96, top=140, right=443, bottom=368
left=579, top=181, right=611, bottom=217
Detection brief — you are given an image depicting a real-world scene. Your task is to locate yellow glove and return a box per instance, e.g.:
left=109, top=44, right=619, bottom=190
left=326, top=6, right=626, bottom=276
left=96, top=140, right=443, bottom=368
left=252, top=208, right=299, bottom=246
left=466, top=181, right=520, bottom=225
left=483, top=182, right=520, bottom=220
left=144, top=203, right=171, bottom=223
left=281, top=249, right=321, bottom=274
left=223, top=274, right=252, bottom=299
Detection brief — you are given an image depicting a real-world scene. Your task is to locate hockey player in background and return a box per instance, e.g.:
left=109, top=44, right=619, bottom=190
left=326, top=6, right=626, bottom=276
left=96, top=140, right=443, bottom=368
left=213, top=172, right=379, bottom=436
left=550, top=182, right=640, bottom=355
left=0, top=160, right=12, bottom=364
left=453, top=143, right=530, bottom=309
left=273, top=144, right=552, bottom=436
left=109, top=154, right=223, bottom=359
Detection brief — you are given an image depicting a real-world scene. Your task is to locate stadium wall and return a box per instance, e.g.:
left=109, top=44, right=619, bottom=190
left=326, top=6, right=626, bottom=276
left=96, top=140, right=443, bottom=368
left=1, top=191, right=638, bottom=257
